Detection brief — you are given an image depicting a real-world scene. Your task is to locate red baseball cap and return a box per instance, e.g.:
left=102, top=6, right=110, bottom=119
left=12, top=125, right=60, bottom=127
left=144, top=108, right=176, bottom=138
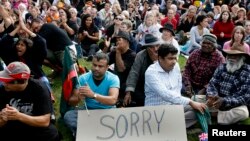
left=0, top=62, right=30, bottom=83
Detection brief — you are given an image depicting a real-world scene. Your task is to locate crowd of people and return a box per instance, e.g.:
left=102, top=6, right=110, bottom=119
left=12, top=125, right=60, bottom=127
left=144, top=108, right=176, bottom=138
left=0, top=0, right=250, bottom=140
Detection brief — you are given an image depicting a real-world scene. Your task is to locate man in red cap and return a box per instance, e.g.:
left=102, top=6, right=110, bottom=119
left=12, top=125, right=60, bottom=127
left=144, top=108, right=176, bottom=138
left=0, top=61, right=60, bottom=141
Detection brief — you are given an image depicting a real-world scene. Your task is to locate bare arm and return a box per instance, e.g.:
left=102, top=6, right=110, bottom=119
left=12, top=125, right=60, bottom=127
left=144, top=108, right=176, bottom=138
left=102, top=37, right=111, bottom=53
left=8, top=25, right=20, bottom=37
left=19, top=11, right=36, bottom=37
left=68, top=89, right=82, bottom=107
left=62, top=22, right=75, bottom=35
left=16, top=112, right=51, bottom=127
left=0, top=5, right=13, bottom=28
left=79, top=85, right=119, bottom=105
left=94, top=88, right=119, bottom=105
left=61, top=16, right=75, bottom=35
left=115, top=50, right=126, bottom=72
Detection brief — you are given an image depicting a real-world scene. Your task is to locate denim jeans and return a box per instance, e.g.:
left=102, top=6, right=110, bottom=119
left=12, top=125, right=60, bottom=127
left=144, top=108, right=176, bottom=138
left=64, top=110, right=78, bottom=135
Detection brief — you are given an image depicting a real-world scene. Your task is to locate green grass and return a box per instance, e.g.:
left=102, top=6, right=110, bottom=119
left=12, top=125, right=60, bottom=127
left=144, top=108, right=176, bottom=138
left=46, top=56, right=249, bottom=141
left=179, top=54, right=187, bottom=71
left=43, top=59, right=91, bottom=141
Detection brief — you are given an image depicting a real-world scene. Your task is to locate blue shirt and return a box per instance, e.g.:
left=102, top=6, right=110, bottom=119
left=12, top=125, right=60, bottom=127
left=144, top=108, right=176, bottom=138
left=145, top=61, right=190, bottom=106
left=79, top=71, right=120, bottom=109
left=207, top=64, right=250, bottom=110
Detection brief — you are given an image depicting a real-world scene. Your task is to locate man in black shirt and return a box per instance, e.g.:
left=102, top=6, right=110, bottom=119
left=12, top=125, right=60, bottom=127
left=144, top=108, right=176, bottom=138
left=31, top=18, right=77, bottom=78
left=0, top=61, right=60, bottom=141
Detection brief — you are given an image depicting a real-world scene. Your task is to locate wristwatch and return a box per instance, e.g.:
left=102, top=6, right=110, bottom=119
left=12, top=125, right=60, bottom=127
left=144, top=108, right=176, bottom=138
left=92, top=93, right=97, bottom=99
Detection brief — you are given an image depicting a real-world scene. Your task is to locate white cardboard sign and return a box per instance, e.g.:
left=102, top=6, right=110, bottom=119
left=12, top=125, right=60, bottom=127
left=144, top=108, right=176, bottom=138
left=77, top=105, right=187, bottom=141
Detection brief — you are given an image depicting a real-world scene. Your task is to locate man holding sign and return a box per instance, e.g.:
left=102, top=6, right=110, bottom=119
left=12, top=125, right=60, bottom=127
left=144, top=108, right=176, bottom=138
left=64, top=53, right=120, bottom=137
left=144, top=44, right=207, bottom=128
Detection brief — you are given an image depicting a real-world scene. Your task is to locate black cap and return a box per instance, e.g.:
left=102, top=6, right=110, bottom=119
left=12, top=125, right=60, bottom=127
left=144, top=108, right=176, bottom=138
left=114, top=30, right=131, bottom=42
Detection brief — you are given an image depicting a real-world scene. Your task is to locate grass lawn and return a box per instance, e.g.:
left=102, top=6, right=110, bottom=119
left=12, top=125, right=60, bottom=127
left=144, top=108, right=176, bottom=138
left=45, top=55, right=250, bottom=141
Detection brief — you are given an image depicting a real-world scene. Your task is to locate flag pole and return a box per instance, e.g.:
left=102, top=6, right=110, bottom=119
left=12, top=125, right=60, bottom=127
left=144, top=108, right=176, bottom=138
left=73, top=64, right=90, bottom=116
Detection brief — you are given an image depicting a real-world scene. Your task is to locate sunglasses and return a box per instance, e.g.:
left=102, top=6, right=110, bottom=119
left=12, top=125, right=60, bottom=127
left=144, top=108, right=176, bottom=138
left=8, top=79, right=27, bottom=84
left=115, top=18, right=123, bottom=21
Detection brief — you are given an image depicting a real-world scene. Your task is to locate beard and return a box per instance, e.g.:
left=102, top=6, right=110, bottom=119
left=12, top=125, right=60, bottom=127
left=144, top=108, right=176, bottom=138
left=226, top=57, right=245, bottom=73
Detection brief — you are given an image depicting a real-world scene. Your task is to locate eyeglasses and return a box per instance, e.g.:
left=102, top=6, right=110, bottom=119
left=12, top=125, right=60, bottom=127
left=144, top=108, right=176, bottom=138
left=50, top=9, right=56, bottom=12
left=115, top=18, right=123, bottom=21
left=7, top=79, right=27, bottom=84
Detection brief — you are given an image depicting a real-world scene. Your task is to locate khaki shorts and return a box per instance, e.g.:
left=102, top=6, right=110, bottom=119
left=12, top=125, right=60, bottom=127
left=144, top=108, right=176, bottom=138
left=218, top=105, right=249, bottom=125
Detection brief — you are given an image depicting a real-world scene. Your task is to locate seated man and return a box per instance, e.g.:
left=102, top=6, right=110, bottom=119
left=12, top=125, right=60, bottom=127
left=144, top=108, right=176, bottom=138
left=183, top=33, right=225, bottom=97
left=108, top=30, right=136, bottom=107
left=206, top=45, right=250, bottom=125
left=124, top=33, right=161, bottom=107
left=64, top=53, right=120, bottom=136
left=145, top=44, right=207, bottom=128
left=31, top=18, right=77, bottom=79
left=0, top=62, right=59, bottom=141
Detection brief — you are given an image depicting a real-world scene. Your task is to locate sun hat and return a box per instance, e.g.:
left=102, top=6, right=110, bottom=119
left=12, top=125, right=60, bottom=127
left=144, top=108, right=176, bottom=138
left=0, top=61, right=30, bottom=83
left=114, top=30, right=131, bottom=42
left=159, top=23, right=175, bottom=36
left=141, top=33, right=161, bottom=47
left=223, top=46, right=249, bottom=56
left=222, top=44, right=250, bottom=64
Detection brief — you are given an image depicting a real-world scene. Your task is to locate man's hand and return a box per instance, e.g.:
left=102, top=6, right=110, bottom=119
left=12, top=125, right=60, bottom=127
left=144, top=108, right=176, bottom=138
left=79, top=85, right=95, bottom=98
left=0, top=109, right=8, bottom=121
left=4, top=104, right=20, bottom=121
left=212, top=96, right=223, bottom=109
left=123, top=91, right=132, bottom=106
left=206, top=95, right=223, bottom=109
left=0, top=110, right=8, bottom=127
left=206, top=95, right=216, bottom=107
left=189, top=101, right=207, bottom=114
left=116, top=44, right=123, bottom=53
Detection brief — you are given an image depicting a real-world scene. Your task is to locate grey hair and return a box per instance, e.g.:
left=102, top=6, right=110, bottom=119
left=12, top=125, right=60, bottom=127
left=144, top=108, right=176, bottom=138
left=69, top=7, right=78, bottom=14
